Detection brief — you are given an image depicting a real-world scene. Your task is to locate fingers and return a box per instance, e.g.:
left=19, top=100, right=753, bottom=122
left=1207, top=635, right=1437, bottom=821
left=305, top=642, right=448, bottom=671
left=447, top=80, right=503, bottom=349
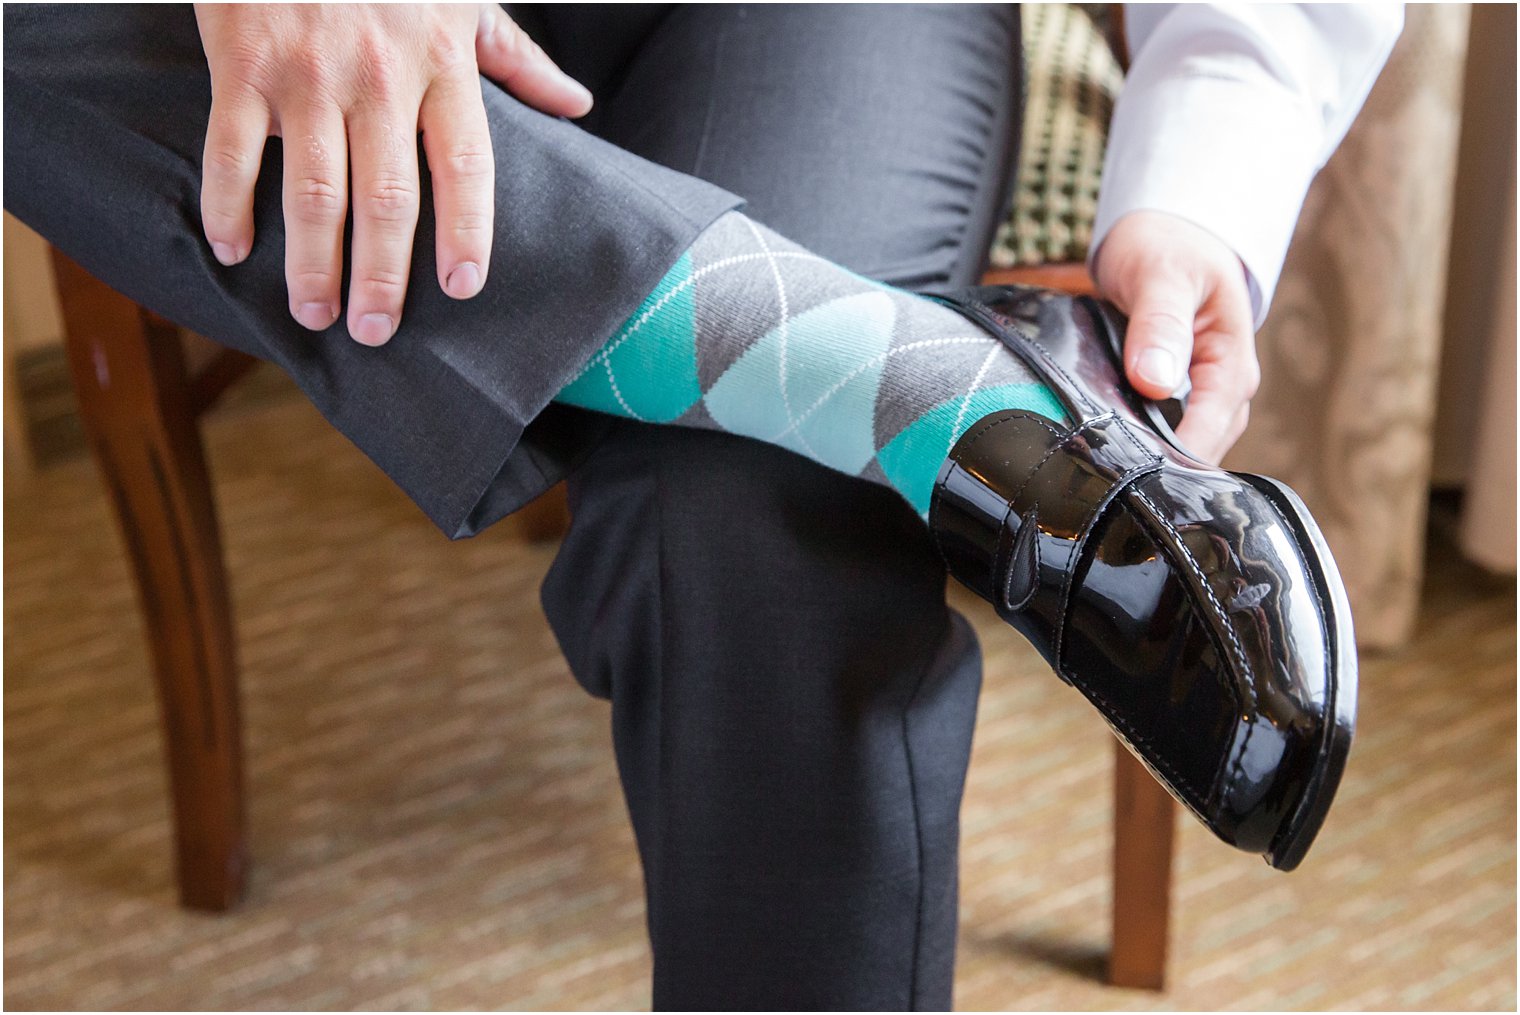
left=1176, top=396, right=1251, bottom=466
left=474, top=5, right=593, bottom=118
left=201, top=88, right=269, bottom=267
left=199, top=5, right=518, bottom=345
left=1227, top=402, right=1251, bottom=451
left=1174, top=363, right=1239, bottom=464
left=421, top=72, right=493, bottom=300
left=1096, top=210, right=1263, bottom=462
left=345, top=108, right=422, bottom=346
left=1174, top=271, right=1258, bottom=462
left=1123, top=274, right=1197, bottom=401
left=1174, top=325, right=1260, bottom=464
left=281, top=111, right=348, bottom=331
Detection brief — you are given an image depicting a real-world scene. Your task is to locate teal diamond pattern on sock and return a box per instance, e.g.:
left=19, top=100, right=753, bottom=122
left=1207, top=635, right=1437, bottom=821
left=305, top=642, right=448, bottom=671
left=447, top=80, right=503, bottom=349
left=553, top=212, right=1070, bottom=520
left=876, top=381, right=1069, bottom=515
left=557, top=252, right=703, bottom=423
left=705, top=290, right=896, bottom=475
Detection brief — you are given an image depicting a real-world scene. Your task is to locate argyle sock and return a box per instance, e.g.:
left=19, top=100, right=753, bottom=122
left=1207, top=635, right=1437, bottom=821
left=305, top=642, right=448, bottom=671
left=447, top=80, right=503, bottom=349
left=555, top=211, right=1067, bottom=517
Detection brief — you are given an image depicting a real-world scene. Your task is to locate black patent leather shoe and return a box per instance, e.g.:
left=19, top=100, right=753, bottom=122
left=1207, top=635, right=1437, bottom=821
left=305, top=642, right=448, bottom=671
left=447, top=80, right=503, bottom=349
left=928, top=285, right=1356, bottom=871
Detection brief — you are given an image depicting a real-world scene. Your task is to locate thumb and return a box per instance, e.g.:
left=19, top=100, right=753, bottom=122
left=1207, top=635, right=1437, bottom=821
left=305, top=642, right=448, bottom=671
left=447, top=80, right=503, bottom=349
left=1121, top=277, right=1199, bottom=401
left=475, top=5, right=593, bottom=119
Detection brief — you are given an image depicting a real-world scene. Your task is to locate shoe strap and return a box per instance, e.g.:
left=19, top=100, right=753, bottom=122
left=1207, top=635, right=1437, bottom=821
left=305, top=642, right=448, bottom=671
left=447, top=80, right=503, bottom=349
left=932, top=411, right=1161, bottom=678
left=930, top=286, right=1190, bottom=438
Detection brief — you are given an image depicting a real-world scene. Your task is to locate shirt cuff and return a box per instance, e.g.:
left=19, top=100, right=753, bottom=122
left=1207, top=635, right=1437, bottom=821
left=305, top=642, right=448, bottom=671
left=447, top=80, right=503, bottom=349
left=1089, top=71, right=1323, bottom=328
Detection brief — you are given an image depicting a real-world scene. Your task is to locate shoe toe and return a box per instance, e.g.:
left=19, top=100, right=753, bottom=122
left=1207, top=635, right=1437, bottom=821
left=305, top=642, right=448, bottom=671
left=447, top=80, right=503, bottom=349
left=928, top=283, right=1356, bottom=869
left=1065, top=464, right=1347, bottom=864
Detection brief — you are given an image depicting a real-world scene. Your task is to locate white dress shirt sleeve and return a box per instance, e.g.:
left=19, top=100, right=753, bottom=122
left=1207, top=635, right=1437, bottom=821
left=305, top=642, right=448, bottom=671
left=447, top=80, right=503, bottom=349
left=1090, top=4, right=1404, bottom=326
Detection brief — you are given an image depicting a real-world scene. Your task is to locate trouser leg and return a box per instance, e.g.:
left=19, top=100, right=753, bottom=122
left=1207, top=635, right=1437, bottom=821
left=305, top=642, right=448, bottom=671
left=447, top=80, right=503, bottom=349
left=543, top=424, right=985, bottom=1011
left=580, top=3, right=1023, bottom=288
left=538, top=6, right=1022, bottom=1008
left=2, top=3, right=738, bottom=537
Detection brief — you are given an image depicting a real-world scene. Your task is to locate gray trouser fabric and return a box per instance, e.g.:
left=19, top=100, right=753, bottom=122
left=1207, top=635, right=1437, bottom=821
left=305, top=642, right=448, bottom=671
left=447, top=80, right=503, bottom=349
left=533, top=11, right=1021, bottom=1007
left=4, top=4, right=1022, bottom=1009
left=3, top=3, right=738, bottom=538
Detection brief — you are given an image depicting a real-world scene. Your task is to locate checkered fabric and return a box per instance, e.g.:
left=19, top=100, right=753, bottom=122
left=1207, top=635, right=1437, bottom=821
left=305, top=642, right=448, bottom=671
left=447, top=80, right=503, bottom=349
left=989, top=3, right=1123, bottom=268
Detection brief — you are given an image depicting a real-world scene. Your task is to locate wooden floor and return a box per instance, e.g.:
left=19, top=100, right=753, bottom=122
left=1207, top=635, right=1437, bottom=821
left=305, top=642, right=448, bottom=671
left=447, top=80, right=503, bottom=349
left=5, top=388, right=1516, bottom=1010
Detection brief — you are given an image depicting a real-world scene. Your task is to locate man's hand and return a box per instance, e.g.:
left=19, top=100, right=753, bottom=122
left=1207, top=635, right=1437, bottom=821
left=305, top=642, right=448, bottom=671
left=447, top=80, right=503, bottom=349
left=194, top=4, right=592, bottom=346
left=1094, top=210, right=1261, bottom=465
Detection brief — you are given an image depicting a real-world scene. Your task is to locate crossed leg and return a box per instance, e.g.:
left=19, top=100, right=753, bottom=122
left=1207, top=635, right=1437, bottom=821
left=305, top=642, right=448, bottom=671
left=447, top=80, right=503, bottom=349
left=5, top=4, right=1021, bottom=1008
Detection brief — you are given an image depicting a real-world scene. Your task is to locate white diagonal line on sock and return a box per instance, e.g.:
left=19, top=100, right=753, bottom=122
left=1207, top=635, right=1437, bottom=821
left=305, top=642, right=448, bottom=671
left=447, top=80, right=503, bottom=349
left=739, top=217, right=818, bottom=460
left=765, top=336, right=999, bottom=443
left=601, top=355, right=643, bottom=420
left=946, top=340, right=1004, bottom=454
left=574, top=251, right=833, bottom=421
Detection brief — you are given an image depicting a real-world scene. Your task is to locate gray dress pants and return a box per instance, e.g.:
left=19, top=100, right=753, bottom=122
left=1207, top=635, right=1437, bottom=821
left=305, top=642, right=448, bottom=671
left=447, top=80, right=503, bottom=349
left=5, top=5, right=1021, bottom=1008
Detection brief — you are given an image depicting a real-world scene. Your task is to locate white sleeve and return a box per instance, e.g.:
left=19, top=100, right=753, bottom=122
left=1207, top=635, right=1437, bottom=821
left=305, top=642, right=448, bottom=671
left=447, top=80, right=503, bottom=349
left=1090, top=4, right=1404, bottom=325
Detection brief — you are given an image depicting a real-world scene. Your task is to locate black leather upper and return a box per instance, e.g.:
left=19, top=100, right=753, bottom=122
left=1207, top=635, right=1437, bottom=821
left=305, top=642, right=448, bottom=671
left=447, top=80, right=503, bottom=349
left=932, top=411, right=1160, bottom=672
left=928, top=285, right=1356, bottom=869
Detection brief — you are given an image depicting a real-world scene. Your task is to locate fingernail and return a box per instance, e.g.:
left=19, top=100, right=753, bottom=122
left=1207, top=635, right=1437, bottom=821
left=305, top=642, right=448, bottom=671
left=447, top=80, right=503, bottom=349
left=295, top=302, right=336, bottom=331
left=444, top=262, right=483, bottom=299
left=1137, top=347, right=1181, bottom=392
left=352, top=313, right=395, bottom=347
left=211, top=241, right=240, bottom=266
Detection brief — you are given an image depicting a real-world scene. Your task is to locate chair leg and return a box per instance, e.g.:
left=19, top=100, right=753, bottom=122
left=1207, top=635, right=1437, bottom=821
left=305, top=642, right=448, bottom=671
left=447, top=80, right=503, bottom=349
left=51, top=251, right=247, bottom=911
left=1109, top=741, right=1176, bottom=989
